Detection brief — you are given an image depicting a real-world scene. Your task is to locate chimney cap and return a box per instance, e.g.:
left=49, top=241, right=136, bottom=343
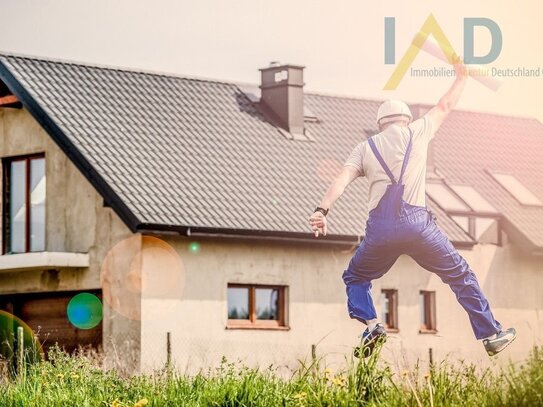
left=259, top=62, right=305, bottom=71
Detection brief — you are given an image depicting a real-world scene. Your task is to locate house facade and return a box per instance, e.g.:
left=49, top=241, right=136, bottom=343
left=0, top=54, right=541, bottom=375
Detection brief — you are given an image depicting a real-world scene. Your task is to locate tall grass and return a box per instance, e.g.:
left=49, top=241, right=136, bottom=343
left=0, top=343, right=542, bottom=406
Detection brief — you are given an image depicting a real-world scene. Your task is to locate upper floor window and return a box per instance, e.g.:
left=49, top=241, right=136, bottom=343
left=489, top=172, right=543, bottom=207
left=426, top=181, right=501, bottom=244
left=427, top=182, right=471, bottom=212
left=3, top=154, right=46, bottom=254
left=448, top=184, right=498, bottom=214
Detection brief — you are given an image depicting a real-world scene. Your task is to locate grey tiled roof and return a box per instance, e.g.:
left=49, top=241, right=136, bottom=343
left=2, top=54, right=539, bottom=247
left=432, top=110, right=543, bottom=249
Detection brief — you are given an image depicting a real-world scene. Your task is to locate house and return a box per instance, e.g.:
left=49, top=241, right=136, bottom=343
left=0, top=54, right=542, bottom=374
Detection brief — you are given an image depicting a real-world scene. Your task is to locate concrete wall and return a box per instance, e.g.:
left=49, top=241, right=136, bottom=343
left=139, top=235, right=543, bottom=376
left=0, top=108, right=138, bottom=372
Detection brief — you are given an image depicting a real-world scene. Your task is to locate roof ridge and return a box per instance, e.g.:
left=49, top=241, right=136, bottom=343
left=1, top=50, right=540, bottom=124
left=0, top=50, right=238, bottom=87
left=237, top=80, right=538, bottom=122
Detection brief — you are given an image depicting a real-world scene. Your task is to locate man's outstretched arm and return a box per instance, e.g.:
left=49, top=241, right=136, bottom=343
left=309, top=165, right=360, bottom=237
left=425, top=61, right=468, bottom=131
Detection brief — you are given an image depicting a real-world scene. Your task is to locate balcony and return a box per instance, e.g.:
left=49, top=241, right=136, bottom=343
left=0, top=252, right=89, bottom=273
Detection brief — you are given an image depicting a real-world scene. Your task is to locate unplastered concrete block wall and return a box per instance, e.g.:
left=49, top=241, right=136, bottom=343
left=139, top=235, right=542, bottom=375
left=0, top=108, right=139, bottom=371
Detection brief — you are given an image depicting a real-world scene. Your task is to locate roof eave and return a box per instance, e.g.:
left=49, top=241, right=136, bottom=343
left=137, top=223, right=361, bottom=246
left=135, top=222, right=475, bottom=248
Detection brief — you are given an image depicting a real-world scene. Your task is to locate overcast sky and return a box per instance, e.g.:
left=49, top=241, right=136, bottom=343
left=1, top=0, right=541, bottom=121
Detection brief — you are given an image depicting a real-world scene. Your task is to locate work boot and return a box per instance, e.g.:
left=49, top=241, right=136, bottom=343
left=354, top=323, right=387, bottom=358
left=483, top=327, right=517, bottom=356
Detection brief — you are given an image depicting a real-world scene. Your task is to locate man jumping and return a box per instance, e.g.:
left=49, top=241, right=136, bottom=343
left=308, top=61, right=516, bottom=358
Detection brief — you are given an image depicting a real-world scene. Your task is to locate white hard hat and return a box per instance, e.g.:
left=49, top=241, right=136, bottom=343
left=376, top=100, right=413, bottom=125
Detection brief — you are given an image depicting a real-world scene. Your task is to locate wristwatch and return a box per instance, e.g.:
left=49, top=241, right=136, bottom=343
left=314, top=206, right=329, bottom=216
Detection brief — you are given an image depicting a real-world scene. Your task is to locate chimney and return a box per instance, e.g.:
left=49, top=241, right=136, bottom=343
left=259, top=62, right=305, bottom=136
left=410, top=104, right=440, bottom=179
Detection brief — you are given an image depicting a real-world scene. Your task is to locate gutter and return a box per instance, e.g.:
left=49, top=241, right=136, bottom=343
left=136, top=223, right=476, bottom=249
left=136, top=223, right=363, bottom=247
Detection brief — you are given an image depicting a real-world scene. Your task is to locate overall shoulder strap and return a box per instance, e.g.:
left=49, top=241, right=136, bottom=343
left=398, top=128, right=414, bottom=184
left=367, top=137, right=397, bottom=184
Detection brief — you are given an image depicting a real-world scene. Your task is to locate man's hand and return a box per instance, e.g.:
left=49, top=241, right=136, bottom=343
left=309, top=211, right=327, bottom=237
left=309, top=166, right=359, bottom=238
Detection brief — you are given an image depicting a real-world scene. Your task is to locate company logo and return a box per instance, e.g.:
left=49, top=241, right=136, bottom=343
left=384, top=14, right=502, bottom=90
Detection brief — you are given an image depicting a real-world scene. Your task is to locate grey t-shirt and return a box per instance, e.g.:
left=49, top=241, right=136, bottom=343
left=343, top=116, right=435, bottom=212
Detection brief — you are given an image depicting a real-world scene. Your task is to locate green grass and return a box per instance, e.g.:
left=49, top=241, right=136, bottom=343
left=0, top=344, right=542, bottom=406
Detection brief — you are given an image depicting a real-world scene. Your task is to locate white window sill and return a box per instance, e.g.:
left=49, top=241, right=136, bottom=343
left=0, top=251, right=89, bottom=273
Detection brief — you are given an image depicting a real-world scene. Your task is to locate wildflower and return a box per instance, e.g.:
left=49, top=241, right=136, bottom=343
left=293, top=391, right=307, bottom=400
left=71, top=373, right=80, bottom=379
left=134, top=399, right=149, bottom=407
left=331, top=376, right=347, bottom=387
left=111, top=399, right=120, bottom=407
left=56, top=373, right=64, bottom=380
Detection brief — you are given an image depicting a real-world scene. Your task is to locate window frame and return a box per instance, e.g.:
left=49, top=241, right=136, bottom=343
left=2, top=153, right=46, bottom=254
left=426, top=180, right=503, bottom=246
left=426, top=181, right=472, bottom=212
left=448, top=184, right=499, bottom=214
left=487, top=171, right=543, bottom=207
left=380, top=289, right=399, bottom=333
left=419, top=290, right=437, bottom=334
left=226, top=283, right=288, bottom=330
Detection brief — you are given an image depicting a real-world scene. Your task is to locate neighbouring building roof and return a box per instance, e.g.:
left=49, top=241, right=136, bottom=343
left=1, top=54, right=542, bottom=250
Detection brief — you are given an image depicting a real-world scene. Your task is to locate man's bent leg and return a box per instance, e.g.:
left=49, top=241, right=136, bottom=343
left=342, top=237, right=399, bottom=324
left=410, top=221, right=502, bottom=339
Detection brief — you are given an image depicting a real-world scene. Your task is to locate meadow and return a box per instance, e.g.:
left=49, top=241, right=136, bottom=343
left=0, top=344, right=542, bottom=406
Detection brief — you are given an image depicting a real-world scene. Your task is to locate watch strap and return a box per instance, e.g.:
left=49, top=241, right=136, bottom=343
left=314, top=206, right=329, bottom=216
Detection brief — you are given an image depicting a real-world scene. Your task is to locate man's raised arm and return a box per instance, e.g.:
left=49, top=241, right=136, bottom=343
left=425, top=60, right=468, bottom=132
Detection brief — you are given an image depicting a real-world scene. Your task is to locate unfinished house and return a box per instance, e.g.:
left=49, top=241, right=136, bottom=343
left=0, top=54, right=542, bottom=374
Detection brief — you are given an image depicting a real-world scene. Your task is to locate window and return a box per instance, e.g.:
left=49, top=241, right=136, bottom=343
left=426, top=183, right=471, bottom=212
left=3, top=154, right=46, bottom=254
left=489, top=172, right=543, bottom=206
left=420, top=291, right=436, bottom=333
left=380, top=289, right=398, bottom=331
left=449, top=185, right=498, bottom=213
left=427, top=181, right=501, bottom=244
left=227, top=284, right=287, bottom=329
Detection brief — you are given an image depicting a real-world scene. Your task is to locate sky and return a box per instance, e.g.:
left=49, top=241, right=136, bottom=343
left=0, top=0, right=542, bottom=121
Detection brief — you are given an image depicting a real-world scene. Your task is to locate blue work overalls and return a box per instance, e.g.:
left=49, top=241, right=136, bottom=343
left=341, top=130, right=502, bottom=340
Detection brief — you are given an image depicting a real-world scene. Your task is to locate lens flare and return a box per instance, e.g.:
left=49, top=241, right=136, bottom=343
left=0, top=310, right=44, bottom=368
left=101, top=234, right=186, bottom=321
left=67, top=293, right=103, bottom=329
left=189, top=241, right=200, bottom=253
